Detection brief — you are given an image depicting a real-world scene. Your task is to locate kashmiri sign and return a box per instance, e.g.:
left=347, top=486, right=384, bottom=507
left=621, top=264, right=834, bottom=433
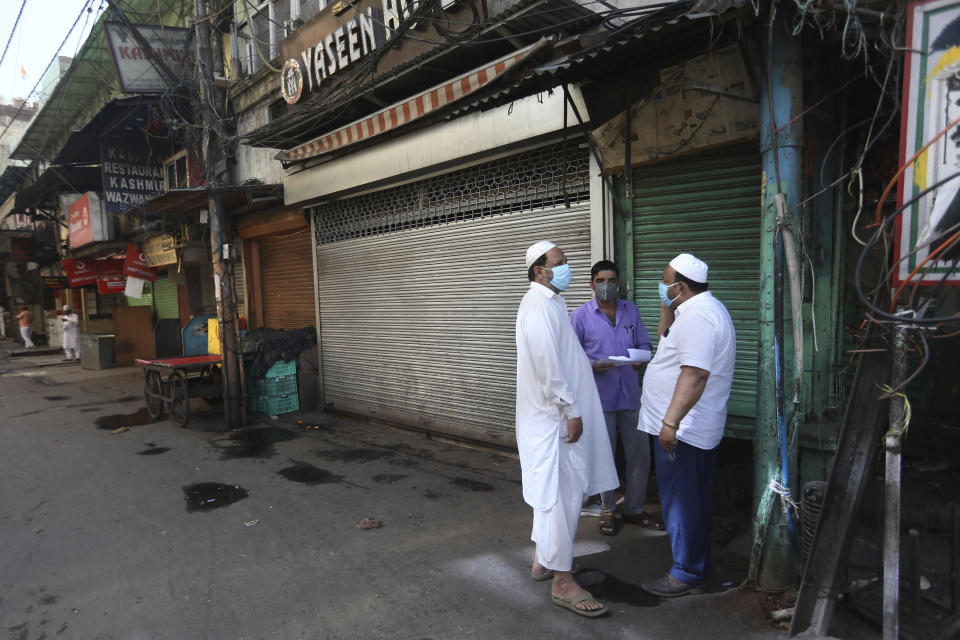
left=101, top=142, right=165, bottom=214
left=104, top=23, right=193, bottom=93
left=898, top=0, right=960, bottom=286
left=143, top=233, right=178, bottom=266
left=63, top=258, right=98, bottom=287
left=123, top=244, right=157, bottom=281
left=96, top=259, right=126, bottom=294
left=279, top=0, right=483, bottom=105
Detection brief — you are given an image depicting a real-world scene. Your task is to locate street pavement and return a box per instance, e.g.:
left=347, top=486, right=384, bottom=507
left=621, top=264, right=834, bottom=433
left=0, top=338, right=796, bottom=640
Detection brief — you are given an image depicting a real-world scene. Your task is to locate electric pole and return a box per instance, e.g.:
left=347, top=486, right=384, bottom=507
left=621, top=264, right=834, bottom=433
left=194, top=0, right=243, bottom=428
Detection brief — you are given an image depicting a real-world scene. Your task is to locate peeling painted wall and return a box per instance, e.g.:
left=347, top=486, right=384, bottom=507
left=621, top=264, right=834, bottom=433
left=235, top=105, right=285, bottom=185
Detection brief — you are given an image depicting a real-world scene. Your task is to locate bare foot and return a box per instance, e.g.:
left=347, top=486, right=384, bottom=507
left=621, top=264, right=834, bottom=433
left=552, top=571, right=605, bottom=612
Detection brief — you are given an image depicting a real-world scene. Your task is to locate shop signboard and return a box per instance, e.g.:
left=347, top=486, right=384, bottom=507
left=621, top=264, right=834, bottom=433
left=96, top=259, right=126, bottom=294
left=66, top=192, right=112, bottom=248
left=898, top=0, right=960, bottom=285
left=123, top=243, right=157, bottom=281
left=143, top=233, right=178, bottom=266
left=42, top=276, right=69, bottom=288
left=63, top=258, right=98, bottom=287
left=103, top=23, right=193, bottom=93
left=101, top=141, right=165, bottom=214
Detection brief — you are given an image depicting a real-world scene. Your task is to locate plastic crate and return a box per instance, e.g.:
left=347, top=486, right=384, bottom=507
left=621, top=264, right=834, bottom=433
left=251, top=393, right=299, bottom=415
left=248, top=374, right=297, bottom=397
left=264, top=359, right=296, bottom=377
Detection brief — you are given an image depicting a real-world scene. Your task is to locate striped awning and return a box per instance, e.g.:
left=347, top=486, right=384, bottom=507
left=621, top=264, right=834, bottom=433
left=279, top=40, right=548, bottom=163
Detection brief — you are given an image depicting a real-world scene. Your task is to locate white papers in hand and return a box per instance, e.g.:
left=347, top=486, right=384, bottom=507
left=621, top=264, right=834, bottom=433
left=598, top=348, right=651, bottom=366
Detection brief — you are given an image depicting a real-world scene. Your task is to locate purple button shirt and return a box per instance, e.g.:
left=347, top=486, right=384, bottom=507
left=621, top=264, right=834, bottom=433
left=570, top=297, right=652, bottom=413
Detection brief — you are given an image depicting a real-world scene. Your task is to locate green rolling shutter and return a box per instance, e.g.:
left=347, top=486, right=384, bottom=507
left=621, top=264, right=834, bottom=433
left=126, top=282, right=154, bottom=308
left=153, top=276, right=180, bottom=320
left=632, top=145, right=761, bottom=419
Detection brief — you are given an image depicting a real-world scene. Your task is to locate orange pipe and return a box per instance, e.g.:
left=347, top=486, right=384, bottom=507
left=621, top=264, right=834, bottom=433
left=890, top=227, right=960, bottom=310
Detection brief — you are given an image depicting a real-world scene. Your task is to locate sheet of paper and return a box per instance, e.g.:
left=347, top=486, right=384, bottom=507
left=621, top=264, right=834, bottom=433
left=124, top=276, right=145, bottom=298
left=597, top=349, right=651, bottom=366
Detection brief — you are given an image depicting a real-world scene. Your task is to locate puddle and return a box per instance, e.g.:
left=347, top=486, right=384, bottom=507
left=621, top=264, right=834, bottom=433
left=137, top=447, right=170, bottom=456
left=43, top=396, right=70, bottom=401
left=315, top=448, right=393, bottom=464
left=584, top=571, right=661, bottom=608
left=451, top=477, right=494, bottom=492
left=182, top=483, right=248, bottom=512
left=215, top=427, right=300, bottom=460
left=372, top=473, right=408, bottom=484
left=277, top=461, right=343, bottom=485
left=94, top=408, right=157, bottom=430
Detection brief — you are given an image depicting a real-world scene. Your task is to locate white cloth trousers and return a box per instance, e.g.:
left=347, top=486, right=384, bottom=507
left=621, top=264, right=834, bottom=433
left=532, top=444, right=585, bottom=571
left=20, top=326, right=34, bottom=348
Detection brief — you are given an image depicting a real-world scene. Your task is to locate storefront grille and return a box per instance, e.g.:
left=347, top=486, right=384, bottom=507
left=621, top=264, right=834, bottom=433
left=311, top=141, right=589, bottom=245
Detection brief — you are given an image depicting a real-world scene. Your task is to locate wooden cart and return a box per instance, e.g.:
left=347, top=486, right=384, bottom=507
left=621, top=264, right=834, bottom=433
left=136, top=355, right=224, bottom=427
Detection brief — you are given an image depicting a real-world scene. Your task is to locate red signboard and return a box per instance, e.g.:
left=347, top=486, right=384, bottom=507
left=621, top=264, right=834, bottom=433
left=122, top=244, right=156, bottom=281
left=96, top=259, right=126, bottom=294
left=11, top=237, right=34, bottom=261
left=68, top=193, right=94, bottom=247
left=62, top=258, right=98, bottom=287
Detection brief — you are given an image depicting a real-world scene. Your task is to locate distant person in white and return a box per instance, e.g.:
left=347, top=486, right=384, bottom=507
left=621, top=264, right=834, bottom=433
left=637, top=253, right=736, bottom=598
left=515, top=240, right=618, bottom=618
left=61, top=305, right=80, bottom=361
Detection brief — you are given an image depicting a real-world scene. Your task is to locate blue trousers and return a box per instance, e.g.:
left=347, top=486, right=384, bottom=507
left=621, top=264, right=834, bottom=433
left=653, top=439, right=718, bottom=586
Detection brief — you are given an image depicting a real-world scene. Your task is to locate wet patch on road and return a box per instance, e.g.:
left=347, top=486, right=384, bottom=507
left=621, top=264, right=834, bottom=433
left=372, top=473, right=408, bottom=483
left=42, top=396, right=69, bottom=401
left=94, top=408, right=157, bottom=430
left=79, top=407, right=99, bottom=413
left=314, top=447, right=393, bottom=464
left=34, top=378, right=60, bottom=386
left=451, top=477, right=494, bottom=492
left=182, top=483, right=248, bottom=512
left=581, top=571, right=661, bottom=608
left=214, top=427, right=300, bottom=460
left=137, top=446, right=171, bottom=456
left=114, top=395, right=140, bottom=403
left=278, top=461, right=343, bottom=485
left=423, top=490, right=446, bottom=500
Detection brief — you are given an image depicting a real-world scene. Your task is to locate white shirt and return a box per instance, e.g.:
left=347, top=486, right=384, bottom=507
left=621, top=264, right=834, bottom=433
left=639, top=291, right=736, bottom=450
left=62, top=312, right=80, bottom=350
left=515, top=282, right=618, bottom=511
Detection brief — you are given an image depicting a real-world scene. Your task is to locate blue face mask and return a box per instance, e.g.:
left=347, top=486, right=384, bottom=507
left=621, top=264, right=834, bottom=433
left=548, top=263, right=572, bottom=291
left=658, top=281, right=680, bottom=307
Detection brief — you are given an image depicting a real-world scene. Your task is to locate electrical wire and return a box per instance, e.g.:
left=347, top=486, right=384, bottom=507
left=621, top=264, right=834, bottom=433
left=0, top=0, right=28, bottom=71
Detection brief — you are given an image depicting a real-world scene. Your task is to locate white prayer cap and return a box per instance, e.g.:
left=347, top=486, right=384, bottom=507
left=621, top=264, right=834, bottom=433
left=525, top=240, right=557, bottom=269
left=63, top=304, right=71, bottom=311
left=669, top=253, right=708, bottom=283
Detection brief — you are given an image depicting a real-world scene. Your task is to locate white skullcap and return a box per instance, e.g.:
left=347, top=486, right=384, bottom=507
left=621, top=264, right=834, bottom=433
left=63, top=304, right=71, bottom=311
left=525, top=240, right=557, bottom=269
left=669, top=253, right=708, bottom=283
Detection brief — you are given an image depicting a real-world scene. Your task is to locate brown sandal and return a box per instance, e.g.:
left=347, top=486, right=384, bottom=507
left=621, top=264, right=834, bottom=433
left=599, top=512, right=617, bottom=536
left=622, top=512, right=665, bottom=531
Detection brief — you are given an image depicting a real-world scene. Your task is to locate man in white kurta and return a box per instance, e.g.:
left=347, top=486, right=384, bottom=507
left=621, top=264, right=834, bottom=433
left=515, top=240, right=618, bottom=618
left=61, top=305, right=80, bottom=361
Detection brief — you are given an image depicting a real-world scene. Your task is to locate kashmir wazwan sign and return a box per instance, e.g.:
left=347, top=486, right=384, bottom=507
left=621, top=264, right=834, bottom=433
left=280, top=0, right=463, bottom=105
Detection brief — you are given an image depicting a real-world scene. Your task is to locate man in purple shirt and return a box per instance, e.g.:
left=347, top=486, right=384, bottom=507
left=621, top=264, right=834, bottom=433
left=570, top=260, right=662, bottom=536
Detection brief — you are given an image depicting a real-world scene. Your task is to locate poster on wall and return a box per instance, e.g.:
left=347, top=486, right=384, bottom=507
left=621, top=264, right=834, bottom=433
left=96, top=259, right=126, bottom=294
left=62, top=258, right=98, bottom=287
left=898, top=0, right=960, bottom=286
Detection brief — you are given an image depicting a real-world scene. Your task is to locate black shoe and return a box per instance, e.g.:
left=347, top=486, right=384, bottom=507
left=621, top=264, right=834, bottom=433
left=640, top=574, right=701, bottom=598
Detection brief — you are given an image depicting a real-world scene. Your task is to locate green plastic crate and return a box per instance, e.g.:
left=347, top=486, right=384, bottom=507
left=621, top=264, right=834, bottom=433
left=248, top=374, right=297, bottom=397
left=251, top=393, right=299, bottom=415
left=264, top=360, right=296, bottom=377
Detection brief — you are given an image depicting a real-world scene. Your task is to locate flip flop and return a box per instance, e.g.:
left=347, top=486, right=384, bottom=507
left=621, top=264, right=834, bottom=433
left=551, top=590, right=608, bottom=618
left=531, top=564, right=582, bottom=581
left=622, top=512, right=665, bottom=531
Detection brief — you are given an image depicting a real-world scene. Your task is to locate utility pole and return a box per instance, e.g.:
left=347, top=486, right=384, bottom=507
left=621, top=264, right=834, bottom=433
left=194, top=0, right=243, bottom=428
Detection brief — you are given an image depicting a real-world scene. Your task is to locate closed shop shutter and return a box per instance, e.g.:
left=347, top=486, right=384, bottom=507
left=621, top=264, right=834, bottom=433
left=312, top=142, right=591, bottom=446
left=153, top=276, right=180, bottom=320
left=259, top=228, right=315, bottom=330
left=233, top=239, right=247, bottom=317
left=631, top=146, right=761, bottom=419
left=127, top=282, right=154, bottom=309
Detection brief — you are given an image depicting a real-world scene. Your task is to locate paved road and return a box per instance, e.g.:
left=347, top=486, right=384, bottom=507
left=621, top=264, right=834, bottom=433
left=0, top=340, right=785, bottom=640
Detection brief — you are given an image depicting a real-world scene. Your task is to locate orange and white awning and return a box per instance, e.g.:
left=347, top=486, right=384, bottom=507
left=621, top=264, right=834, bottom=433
left=280, top=41, right=547, bottom=163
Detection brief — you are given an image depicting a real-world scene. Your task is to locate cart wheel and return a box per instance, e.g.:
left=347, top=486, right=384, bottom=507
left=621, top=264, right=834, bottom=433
left=168, top=371, right=190, bottom=428
left=145, top=370, right=164, bottom=419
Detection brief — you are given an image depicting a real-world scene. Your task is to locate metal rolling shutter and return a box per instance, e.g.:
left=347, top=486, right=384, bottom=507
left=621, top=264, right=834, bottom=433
left=312, top=142, right=591, bottom=446
left=153, top=276, right=180, bottom=319
left=259, top=228, right=315, bottom=330
left=631, top=146, right=761, bottom=419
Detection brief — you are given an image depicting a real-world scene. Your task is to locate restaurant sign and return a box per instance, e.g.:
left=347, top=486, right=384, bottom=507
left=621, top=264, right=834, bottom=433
left=101, top=142, right=165, bottom=214
left=104, top=23, right=193, bottom=93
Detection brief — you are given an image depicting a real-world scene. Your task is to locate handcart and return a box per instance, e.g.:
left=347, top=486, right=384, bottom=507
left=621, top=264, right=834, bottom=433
left=135, top=355, right=224, bottom=427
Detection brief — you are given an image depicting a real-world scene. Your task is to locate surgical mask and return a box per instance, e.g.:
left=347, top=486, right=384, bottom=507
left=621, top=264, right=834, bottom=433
left=548, top=263, right=572, bottom=291
left=595, top=281, right=618, bottom=302
left=658, top=281, right=680, bottom=307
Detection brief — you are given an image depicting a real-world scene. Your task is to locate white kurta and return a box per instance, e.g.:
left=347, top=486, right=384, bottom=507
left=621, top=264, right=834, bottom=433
left=62, top=313, right=80, bottom=351
left=515, top=282, right=618, bottom=512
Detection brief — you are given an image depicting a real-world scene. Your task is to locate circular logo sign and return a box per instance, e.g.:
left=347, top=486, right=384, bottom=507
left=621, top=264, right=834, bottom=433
left=280, top=58, right=306, bottom=105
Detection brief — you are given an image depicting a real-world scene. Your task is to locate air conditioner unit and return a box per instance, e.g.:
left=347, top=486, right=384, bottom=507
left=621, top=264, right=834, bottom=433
left=162, top=149, right=205, bottom=192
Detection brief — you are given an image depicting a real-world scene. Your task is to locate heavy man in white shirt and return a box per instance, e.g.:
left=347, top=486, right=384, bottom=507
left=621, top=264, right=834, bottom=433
left=637, top=254, right=736, bottom=598
left=515, top=240, right=619, bottom=618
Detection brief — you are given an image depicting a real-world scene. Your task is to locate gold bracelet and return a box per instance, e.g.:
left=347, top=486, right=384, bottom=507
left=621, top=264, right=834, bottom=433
left=661, top=420, right=678, bottom=431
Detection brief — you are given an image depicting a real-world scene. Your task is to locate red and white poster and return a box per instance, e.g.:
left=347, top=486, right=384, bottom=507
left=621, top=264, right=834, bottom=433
left=122, top=244, right=156, bottom=281
left=96, top=259, right=126, bottom=294
left=62, top=258, right=98, bottom=287
left=68, top=193, right=94, bottom=248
